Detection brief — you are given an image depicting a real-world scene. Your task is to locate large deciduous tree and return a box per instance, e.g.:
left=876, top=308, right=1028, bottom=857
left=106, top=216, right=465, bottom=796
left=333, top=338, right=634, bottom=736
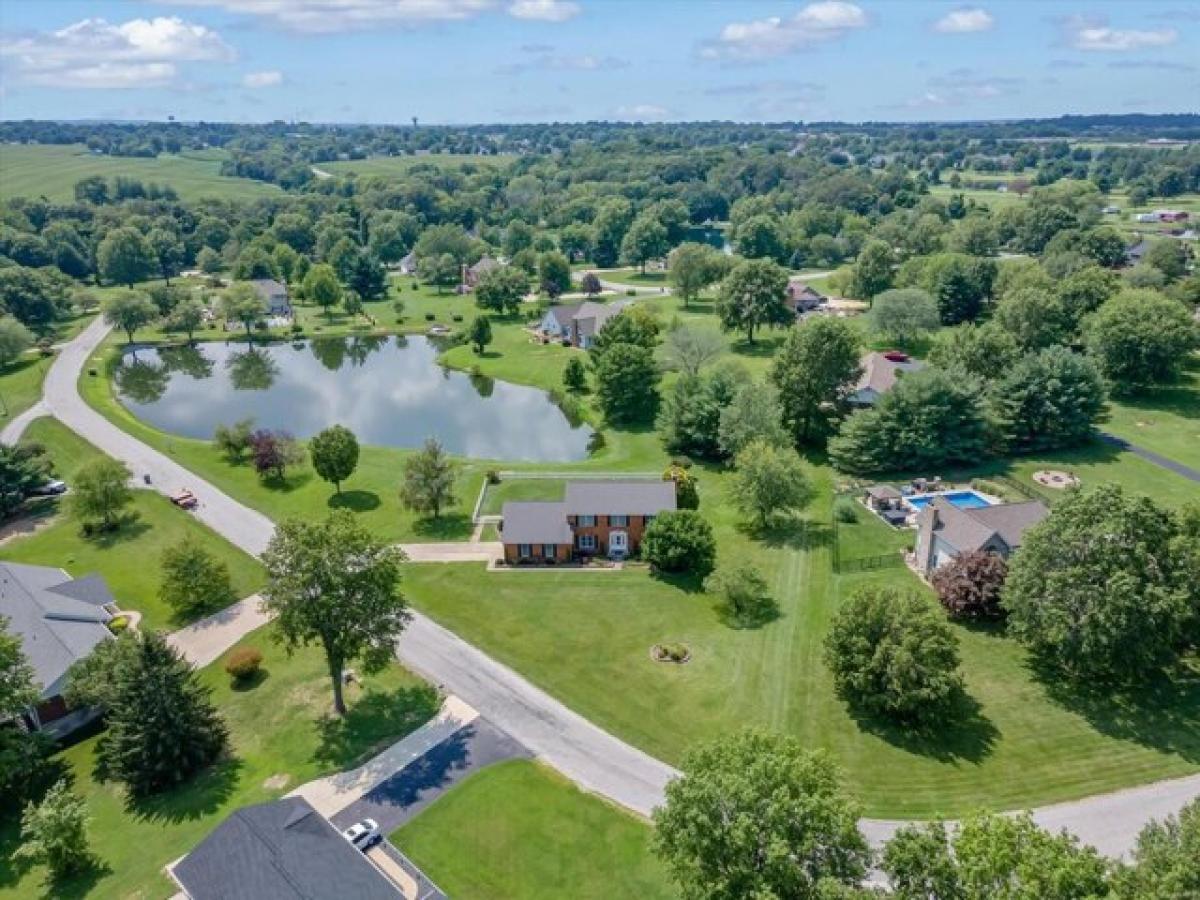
left=716, top=258, right=791, bottom=344
left=0, top=442, right=51, bottom=522
left=14, top=779, right=92, bottom=879
left=475, top=266, right=529, bottom=315
left=866, top=288, right=941, bottom=348
left=846, top=238, right=894, bottom=301
left=0, top=618, right=48, bottom=804
left=730, top=439, right=814, bottom=529
left=717, top=380, right=790, bottom=459
left=0, top=317, right=34, bottom=369
left=97, top=227, right=155, bottom=288
left=103, top=291, right=158, bottom=344
left=1085, top=290, right=1199, bottom=393
left=1002, top=486, right=1198, bottom=682
left=399, top=438, right=458, bottom=519
left=70, top=458, right=132, bottom=532
left=883, top=812, right=1110, bottom=900
left=219, top=282, right=265, bottom=340
left=159, top=538, right=236, bottom=618
left=652, top=730, right=869, bottom=900
left=621, top=213, right=670, bottom=273
left=593, top=341, right=660, bottom=425
left=309, top=425, right=360, bottom=495
left=770, top=316, right=861, bottom=447
left=824, top=586, right=963, bottom=725
left=302, top=263, right=343, bottom=320
left=262, top=511, right=409, bottom=715
left=641, top=510, right=716, bottom=578
left=668, top=242, right=723, bottom=308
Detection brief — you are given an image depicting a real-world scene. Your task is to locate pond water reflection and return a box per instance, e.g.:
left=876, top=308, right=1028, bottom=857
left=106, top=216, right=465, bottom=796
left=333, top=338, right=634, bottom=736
left=115, top=336, right=595, bottom=462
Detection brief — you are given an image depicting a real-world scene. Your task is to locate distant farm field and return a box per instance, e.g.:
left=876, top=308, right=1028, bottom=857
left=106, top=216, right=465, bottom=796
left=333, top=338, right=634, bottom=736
left=321, top=153, right=516, bottom=178
left=0, top=143, right=282, bottom=202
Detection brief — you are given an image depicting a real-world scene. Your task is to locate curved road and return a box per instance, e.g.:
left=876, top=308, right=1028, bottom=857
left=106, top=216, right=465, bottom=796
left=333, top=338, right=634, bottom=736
left=33, top=316, right=1200, bottom=857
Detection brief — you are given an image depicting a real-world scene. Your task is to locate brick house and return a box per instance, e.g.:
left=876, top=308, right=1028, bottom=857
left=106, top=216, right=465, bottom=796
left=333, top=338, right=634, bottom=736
left=500, top=480, right=677, bottom=564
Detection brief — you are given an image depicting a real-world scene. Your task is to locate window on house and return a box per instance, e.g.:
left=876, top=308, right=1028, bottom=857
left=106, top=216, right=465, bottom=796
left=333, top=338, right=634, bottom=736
left=610, top=515, right=629, bottom=527
left=578, top=534, right=597, bottom=551
left=518, top=544, right=532, bottom=558
left=541, top=544, right=555, bottom=557
left=577, top=514, right=596, bottom=527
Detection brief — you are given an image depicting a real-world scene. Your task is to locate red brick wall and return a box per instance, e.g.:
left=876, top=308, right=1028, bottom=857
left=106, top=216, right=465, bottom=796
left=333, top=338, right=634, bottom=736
left=569, top=515, right=652, bottom=555
left=503, top=542, right=572, bottom=565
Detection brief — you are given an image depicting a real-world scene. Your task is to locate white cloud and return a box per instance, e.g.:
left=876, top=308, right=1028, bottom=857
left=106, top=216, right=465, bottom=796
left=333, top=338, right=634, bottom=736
left=700, top=1, right=868, bottom=61
left=507, top=0, right=580, bottom=22
left=497, top=51, right=626, bottom=75
left=1059, top=15, right=1177, bottom=51
left=161, top=0, right=495, bottom=33
left=933, top=7, right=993, bottom=34
left=614, top=103, right=669, bottom=121
left=893, top=68, right=1021, bottom=108
left=0, top=16, right=233, bottom=89
left=242, top=69, right=283, bottom=87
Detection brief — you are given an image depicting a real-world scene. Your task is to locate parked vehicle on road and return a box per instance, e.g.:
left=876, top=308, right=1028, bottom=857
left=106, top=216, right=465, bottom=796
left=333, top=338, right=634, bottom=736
left=342, top=818, right=381, bottom=851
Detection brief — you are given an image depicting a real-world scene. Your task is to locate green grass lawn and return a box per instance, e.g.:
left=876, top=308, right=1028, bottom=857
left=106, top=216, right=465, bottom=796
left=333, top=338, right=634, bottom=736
left=394, top=760, right=675, bottom=900
left=0, top=144, right=282, bottom=204
left=0, top=354, right=53, bottom=422
left=405, top=465, right=1200, bottom=819
left=1, top=419, right=264, bottom=631
left=0, top=635, right=436, bottom=900
left=478, top=477, right=569, bottom=516
left=1103, top=360, right=1200, bottom=472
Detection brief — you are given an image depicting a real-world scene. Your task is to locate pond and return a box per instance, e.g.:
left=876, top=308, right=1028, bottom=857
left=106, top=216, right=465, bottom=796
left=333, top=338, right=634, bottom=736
left=114, top=336, right=595, bottom=462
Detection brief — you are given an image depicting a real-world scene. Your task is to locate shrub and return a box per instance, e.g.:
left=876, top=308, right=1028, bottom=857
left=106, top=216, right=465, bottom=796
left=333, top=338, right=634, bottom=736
left=705, top=565, right=777, bottom=626
left=655, top=642, right=690, bottom=662
left=642, top=510, right=716, bottom=578
left=931, top=551, right=1008, bottom=619
left=824, top=586, right=963, bottom=725
left=224, top=646, right=263, bottom=681
left=425, top=312, right=435, bottom=321
left=626, top=288, right=637, bottom=296
left=452, top=314, right=464, bottom=322
left=108, top=614, right=130, bottom=633
left=834, top=499, right=859, bottom=523
left=485, top=469, right=501, bottom=485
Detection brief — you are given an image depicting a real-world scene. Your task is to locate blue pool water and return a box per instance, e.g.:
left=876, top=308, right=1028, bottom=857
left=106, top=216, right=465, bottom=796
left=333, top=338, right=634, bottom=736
left=906, top=490, right=993, bottom=512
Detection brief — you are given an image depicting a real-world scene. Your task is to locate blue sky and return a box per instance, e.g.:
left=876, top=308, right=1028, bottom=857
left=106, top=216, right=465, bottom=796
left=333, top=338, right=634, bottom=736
left=0, top=1, right=1196, bottom=124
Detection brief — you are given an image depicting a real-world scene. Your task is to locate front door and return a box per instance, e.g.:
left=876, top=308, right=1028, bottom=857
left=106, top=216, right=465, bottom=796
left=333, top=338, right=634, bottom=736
left=609, top=530, right=628, bottom=557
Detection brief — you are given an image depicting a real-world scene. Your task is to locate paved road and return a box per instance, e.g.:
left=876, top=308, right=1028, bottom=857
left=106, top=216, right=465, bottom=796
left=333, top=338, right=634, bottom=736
left=1100, top=432, right=1200, bottom=483
left=39, top=316, right=1200, bottom=859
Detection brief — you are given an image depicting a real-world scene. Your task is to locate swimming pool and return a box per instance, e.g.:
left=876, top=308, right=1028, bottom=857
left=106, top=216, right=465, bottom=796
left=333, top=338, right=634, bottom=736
left=905, top=490, right=993, bottom=512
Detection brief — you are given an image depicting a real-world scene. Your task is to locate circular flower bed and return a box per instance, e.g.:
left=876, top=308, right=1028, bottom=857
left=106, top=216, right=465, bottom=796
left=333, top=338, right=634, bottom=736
left=651, top=642, right=691, bottom=664
left=1033, top=469, right=1081, bottom=490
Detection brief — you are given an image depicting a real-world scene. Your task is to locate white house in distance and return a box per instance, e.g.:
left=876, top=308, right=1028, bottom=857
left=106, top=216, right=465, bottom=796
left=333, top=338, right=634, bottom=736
left=250, top=278, right=292, bottom=317
left=539, top=299, right=632, bottom=349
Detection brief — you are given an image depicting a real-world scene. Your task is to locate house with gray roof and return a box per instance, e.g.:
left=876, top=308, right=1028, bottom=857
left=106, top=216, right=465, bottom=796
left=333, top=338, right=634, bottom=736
left=538, top=299, right=632, bottom=349
left=913, top=497, right=1048, bottom=576
left=170, top=796, right=401, bottom=900
left=0, top=562, right=117, bottom=731
left=500, top=479, right=677, bottom=564
left=848, top=351, right=925, bottom=407
left=250, top=278, right=292, bottom=317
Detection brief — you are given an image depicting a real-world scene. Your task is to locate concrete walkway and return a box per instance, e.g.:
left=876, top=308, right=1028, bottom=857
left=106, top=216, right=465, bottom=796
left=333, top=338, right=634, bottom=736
left=165, top=595, right=270, bottom=668
left=1100, top=432, right=1200, bottom=483
left=37, top=315, right=1200, bottom=860
left=400, top=541, right=502, bottom=563
left=289, top=696, right=478, bottom=819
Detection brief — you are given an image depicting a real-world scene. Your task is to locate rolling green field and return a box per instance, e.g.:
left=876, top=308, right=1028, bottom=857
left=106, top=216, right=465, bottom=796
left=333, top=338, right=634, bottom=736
left=1, top=418, right=264, bottom=631
left=1104, top=361, right=1200, bottom=472
left=0, top=143, right=282, bottom=203
left=0, top=635, right=435, bottom=900
left=395, top=760, right=675, bottom=900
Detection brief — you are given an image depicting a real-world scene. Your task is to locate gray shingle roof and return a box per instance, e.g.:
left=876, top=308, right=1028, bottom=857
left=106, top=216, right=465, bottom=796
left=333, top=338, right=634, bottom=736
left=0, top=562, right=113, bottom=700
left=574, top=300, right=631, bottom=338
left=544, top=303, right=583, bottom=330
left=172, top=797, right=400, bottom=900
left=564, top=480, right=677, bottom=516
left=500, top=501, right=573, bottom=545
left=853, top=352, right=924, bottom=400
left=919, top=497, right=1048, bottom=555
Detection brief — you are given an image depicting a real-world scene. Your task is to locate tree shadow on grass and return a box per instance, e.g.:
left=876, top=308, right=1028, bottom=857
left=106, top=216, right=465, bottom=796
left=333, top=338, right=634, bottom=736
left=741, top=518, right=833, bottom=553
left=844, top=688, right=1000, bottom=765
left=35, top=855, right=113, bottom=900
left=714, top=597, right=782, bottom=630
left=313, top=684, right=441, bottom=771
left=411, top=513, right=473, bottom=541
left=649, top=568, right=707, bottom=595
left=80, top=513, right=148, bottom=548
left=123, top=755, right=243, bottom=826
left=260, top=471, right=314, bottom=494
left=229, top=668, right=270, bottom=692
left=1035, top=657, right=1200, bottom=764
left=328, top=490, right=382, bottom=512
